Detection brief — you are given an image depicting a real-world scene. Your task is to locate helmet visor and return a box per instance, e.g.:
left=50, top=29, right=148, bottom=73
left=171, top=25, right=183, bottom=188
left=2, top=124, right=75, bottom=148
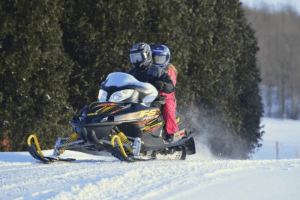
left=130, top=52, right=145, bottom=64
left=153, top=55, right=167, bottom=65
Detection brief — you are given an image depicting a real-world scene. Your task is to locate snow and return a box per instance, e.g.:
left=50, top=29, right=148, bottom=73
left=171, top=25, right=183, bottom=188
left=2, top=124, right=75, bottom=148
left=1, top=118, right=300, bottom=200
left=240, top=0, right=300, bottom=13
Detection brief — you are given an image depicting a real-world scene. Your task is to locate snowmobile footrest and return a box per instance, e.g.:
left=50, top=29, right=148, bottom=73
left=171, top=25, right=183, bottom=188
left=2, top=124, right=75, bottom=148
left=167, top=131, right=195, bottom=148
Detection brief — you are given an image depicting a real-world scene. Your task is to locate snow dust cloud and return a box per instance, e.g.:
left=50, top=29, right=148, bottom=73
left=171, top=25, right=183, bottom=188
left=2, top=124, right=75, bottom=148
left=181, top=107, right=250, bottom=159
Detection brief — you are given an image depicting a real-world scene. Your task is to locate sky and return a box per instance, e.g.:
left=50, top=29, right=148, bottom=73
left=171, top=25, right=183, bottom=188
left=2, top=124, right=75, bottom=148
left=240, top=0, right=300, bottom=13
left=0, top=117, right=300, bottom=200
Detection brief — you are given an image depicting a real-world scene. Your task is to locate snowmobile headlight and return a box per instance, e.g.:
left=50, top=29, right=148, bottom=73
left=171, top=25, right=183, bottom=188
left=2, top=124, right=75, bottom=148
left=98, top=89, right=108, bottom=102
left=109, top=89, right=134, bottom=102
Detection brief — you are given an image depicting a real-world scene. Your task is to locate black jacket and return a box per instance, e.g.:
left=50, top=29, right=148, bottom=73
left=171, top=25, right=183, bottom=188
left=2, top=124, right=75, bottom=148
left=128, top=65, right=174, bottom=94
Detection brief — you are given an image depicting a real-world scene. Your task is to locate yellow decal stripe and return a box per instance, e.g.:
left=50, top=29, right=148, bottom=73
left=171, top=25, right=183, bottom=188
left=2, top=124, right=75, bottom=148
left=100, top=105, right=116, bottom=114
left=87, top=105, right=117, bottom=116
left=141, top=121, right=164, bottom=131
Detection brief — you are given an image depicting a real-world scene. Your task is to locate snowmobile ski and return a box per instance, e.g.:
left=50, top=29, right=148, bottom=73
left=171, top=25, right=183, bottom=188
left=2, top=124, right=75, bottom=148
left=27, top=134, right=75, bottom=164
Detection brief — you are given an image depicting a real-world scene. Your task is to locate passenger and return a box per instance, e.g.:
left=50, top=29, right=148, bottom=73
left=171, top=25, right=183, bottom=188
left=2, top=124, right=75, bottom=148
left=151, top=44, right=179, bottom=139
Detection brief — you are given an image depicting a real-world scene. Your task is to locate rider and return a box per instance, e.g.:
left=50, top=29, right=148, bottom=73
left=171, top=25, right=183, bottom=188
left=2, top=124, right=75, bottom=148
left=151, top=44, right=179, bottom=139
left=128, top=42, right=176, bottom=141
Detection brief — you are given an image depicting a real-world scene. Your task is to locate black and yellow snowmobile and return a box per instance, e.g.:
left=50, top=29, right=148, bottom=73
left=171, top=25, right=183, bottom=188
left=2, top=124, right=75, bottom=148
left=27, top=72, right=196, bottom=163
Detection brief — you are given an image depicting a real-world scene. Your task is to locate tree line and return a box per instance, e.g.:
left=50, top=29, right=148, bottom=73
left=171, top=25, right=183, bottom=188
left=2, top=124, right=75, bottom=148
left=0, top=0, right=263, bottom=159
left=244, top=5, right=300, bottom=119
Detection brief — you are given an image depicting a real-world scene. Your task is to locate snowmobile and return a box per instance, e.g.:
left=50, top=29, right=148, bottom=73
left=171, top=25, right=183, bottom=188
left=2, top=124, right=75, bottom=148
left=27, top=72, right=196, bottom=163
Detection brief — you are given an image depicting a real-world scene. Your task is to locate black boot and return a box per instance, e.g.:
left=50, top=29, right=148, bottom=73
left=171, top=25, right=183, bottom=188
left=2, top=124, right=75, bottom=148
left=166, top=134, right=175, bottom=143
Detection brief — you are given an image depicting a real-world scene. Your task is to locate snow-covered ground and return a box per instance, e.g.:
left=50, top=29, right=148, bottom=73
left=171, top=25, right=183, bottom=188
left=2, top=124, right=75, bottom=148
left=241, top=0, right=300, bottom=13
left=1, top=118, right=300, bottom=200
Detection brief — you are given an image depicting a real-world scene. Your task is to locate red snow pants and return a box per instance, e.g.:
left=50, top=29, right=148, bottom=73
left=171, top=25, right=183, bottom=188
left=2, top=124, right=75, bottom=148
left=159, top=64, right=179, bottom=134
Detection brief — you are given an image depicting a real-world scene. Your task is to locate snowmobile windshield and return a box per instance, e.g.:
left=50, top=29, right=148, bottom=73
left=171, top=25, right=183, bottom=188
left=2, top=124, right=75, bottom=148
left=102, top=72, right=140, bottom=87
left=100, top=72, right=158, bottom=105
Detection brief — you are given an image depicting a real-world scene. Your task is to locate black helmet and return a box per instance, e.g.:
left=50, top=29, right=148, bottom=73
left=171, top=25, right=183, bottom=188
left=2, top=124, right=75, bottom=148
left=129, top=42, right=152, bottom=69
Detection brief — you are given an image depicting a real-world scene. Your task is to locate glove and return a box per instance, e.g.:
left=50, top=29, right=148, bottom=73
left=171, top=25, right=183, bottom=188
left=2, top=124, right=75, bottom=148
left=156, top=95, right=166, bottom=104
left=154, top=81, right=165, bottom=91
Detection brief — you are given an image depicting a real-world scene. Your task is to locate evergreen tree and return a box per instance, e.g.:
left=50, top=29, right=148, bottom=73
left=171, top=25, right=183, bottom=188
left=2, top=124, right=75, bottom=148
left=205, top=0, right=263, bottom=158
left=0, top=0, right=74, bottom=151
left=62, top=0, right=157, bottom=109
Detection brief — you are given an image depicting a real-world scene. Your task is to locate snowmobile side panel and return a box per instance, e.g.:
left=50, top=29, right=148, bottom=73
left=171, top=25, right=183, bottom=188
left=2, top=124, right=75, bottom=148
left=140, top=132, right=166, bottom=152
left=117, top=123, right=144, bottom=138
